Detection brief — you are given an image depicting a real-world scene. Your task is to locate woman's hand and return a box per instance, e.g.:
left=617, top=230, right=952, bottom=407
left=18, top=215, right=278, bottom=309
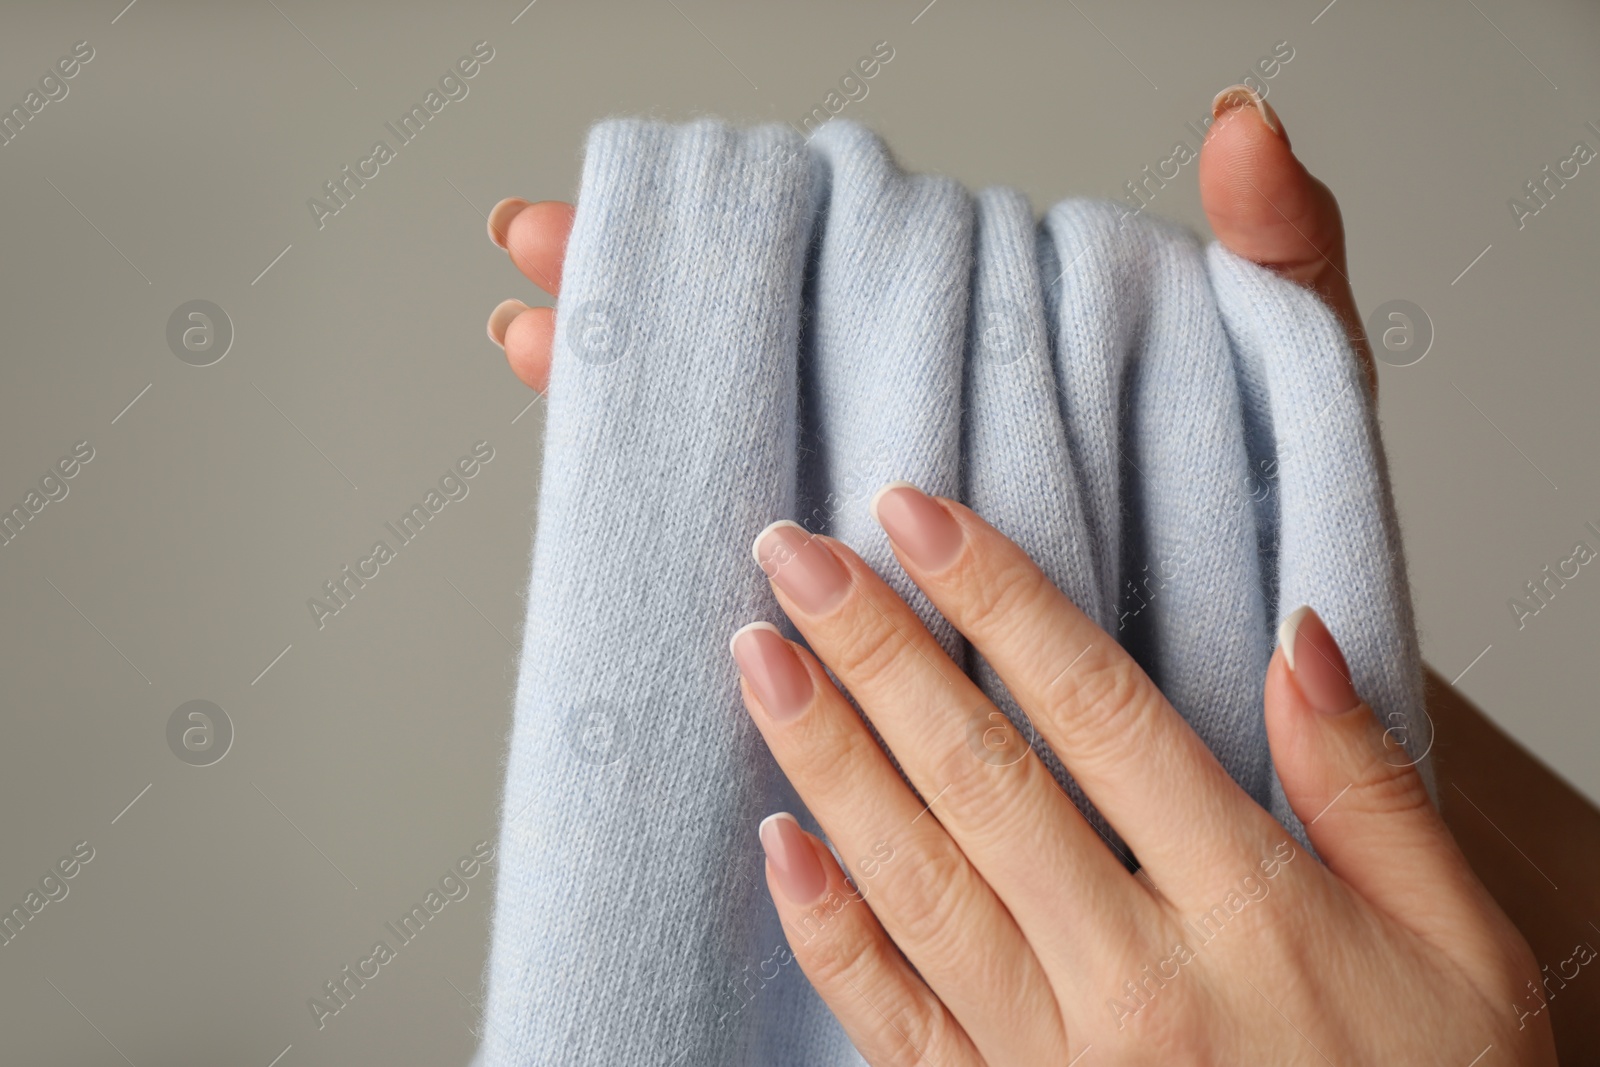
left=733, top=488, right=1553, bottom=1064
left=480, top=88, right=1561, bottom=1058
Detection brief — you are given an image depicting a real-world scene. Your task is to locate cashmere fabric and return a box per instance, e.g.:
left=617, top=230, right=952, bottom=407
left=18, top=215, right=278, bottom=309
left=472, top=117, right=1431, bottom=1066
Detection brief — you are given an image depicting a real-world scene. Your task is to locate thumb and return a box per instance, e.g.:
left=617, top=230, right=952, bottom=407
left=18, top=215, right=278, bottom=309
left=1199, top=86, right=1374, bottom=394
left=1264, top=606, right=1494, bottom=949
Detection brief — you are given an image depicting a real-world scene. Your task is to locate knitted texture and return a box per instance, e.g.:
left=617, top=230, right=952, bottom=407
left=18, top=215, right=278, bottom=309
left=473, top=117, right=1431, bottom=1066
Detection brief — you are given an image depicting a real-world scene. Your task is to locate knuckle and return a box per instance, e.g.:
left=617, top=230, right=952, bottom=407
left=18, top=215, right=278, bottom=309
left=1049, top=655, right=1154, bottom=767
left=793, top=898, right=879, bottom=990
left=878, top=831, right=981, bottom=955
left=1350, top=748, right=1435, bottom=819
left=868, top=995, right=962, bottom=1067
left=962, top=555, right=1052, bottom=641
left=934, top=729, right=1048, bottom=843
left=1238, top=890, right=1320, bottom=970
left=783, top=724, right=872, bottom=800
left=824, top=607, right=913, bottom=692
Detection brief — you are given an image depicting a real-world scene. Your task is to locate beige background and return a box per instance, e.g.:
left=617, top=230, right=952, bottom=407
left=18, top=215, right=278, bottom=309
left=1, top=0, right=1596, bottom=1063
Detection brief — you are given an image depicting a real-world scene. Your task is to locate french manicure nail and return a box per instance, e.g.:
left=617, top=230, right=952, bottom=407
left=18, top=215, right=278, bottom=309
left=871, top=481, right=964, bottom=572
left=759, top=812, right=828, bottom=905
left=1277, top=605, right=1360, bottom=714
left=752, top=520, right=850, bottom=614
left=487, top=298, right=528, bottom=347
left=1211, top=83, right=1286, bottom=142
left=487, top=197, right=529, bottom=249
left=730, top=622, right=813, bottom=721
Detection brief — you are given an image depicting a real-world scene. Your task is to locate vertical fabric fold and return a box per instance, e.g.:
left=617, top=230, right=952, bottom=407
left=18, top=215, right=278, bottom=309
left=797, top=120, right=973, bottom=663
left=478, top=118, right=830, bottom=1066
left=1207, top=244, right=1432, bottom=836
left=965, top=187, right=1109, bottom=842
left=1032, top=201, right=1274, bottom=855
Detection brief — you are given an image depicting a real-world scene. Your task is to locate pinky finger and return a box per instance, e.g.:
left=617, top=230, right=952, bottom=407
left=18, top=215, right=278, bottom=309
left=758, top=813, right=982, bottom=1067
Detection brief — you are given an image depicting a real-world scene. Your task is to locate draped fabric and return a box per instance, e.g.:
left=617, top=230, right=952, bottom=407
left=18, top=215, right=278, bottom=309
left=473, top=118, right=1429, bottom=1066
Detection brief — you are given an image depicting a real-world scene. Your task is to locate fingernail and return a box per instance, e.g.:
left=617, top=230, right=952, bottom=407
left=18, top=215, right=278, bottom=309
left=759, top=813, right=828, bottom=905
left=871, top=482, right=964, bottom=572
left=1211, top=84, right=1287, bottom=143
left=1277, top=605, right=1360, bottom=714
left=752, top=521, right=850, bottom=614
left=487, top=298, right=528, bottom=348
left=730, top=622, right=813, bottom=721
left=487, top=197, right=529, bottom=249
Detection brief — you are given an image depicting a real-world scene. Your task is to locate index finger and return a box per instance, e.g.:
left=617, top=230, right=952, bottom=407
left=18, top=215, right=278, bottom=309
left=871, top=481, right=1283, bottom=895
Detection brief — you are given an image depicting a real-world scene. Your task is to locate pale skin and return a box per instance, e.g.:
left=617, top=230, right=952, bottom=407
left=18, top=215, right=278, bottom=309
left=483, top=90, right=1561, bottom=1062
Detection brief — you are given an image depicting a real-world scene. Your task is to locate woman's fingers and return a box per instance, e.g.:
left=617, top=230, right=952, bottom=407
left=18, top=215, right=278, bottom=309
left=1264, top=607, right=1495, bottom=949
left=731, top=622, right=1068, bottom=1064
left=485, top=198, right=573, bottom=391
left=756, top=814, right=986, bottom=1067
left=488, top=197, right=572, bottom=294
left=485, top=196, right=528, bottom=251
left=1198, top=86, right=1374, bottom=394
left=749, top=520, right=1146, bottom=973
left=486, top=297, right=527, bottom=346
left=869, top=483, right=1282, bottom=897
left=488, top=301, right=555, bottom=392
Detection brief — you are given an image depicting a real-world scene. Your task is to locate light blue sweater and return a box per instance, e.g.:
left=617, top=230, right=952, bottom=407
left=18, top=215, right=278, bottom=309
left=473, top=118, right=1430, bottom=1066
